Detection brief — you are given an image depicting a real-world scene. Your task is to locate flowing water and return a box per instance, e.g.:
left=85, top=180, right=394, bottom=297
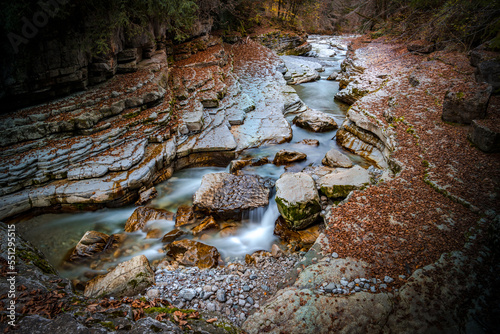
left=16, top=35, right=362, bottom=283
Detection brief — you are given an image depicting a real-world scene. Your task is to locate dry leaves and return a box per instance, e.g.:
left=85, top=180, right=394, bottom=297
left=325, top=36, right=499, bottom=287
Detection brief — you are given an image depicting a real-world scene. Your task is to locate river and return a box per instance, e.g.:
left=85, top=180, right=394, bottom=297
left=16, top=35, right=362, bottom=283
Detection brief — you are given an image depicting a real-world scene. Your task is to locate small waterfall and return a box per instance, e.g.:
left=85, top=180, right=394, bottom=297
left=206, top=198, right=280, bottom=260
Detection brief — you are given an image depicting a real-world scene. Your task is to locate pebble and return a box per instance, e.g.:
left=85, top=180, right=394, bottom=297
left=325, top=283, right=336, bottom=293
left=243, top=284, right=251, bottom=292
left=247, top=296, right=254, bottom=304
left=384, top=276, right=394, bottom=284
left=206, top=302, right=216, bottom=312
left=179, top=288, right=196, bottom=301
left=202, top=291, right=214, bottom=300
left=217, top=290, right=226, bottom=302
left=332, top=252, right=339, bottom=258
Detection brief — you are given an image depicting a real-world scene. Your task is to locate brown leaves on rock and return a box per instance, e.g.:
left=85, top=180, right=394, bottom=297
left=132, top=308, right=144, bottom=321
left=325, top=36, right=497, bottom=288
left=20, top=290, right=67, bottom=319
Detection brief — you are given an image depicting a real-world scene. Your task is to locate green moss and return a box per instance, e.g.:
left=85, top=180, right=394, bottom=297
left=70, top=297, right=83, bottom=304
left=144, top=306, right=197, bottom=314
left=128, top=279, right=139, bottom=288
left=370, top=30, right=384, bottom=39
left=275, top=196, right=321, bottom=227
left=74, top=203, right=87, bottom=211
left=215, top=321, right=241, bottom=334
left=320, top=184, right=359, bottom=199
left=456, top=91, right=465, bottom=99
left=17, top=249, right=57, bottom=275
left=123, top=111, right=141, bottom=119
left=99, top=321, right=116, bottom=331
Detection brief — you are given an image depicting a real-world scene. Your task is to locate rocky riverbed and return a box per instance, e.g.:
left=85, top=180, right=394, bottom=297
left=1, top=29, right=499, bottom=334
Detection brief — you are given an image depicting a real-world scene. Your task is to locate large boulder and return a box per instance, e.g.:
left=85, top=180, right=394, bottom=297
left=273, top=149, right=307, bottom=166
left=442, top=82, right=492, bottom=124
left=476, top=60, right=500, bottom=92
left=293, top=109, right=338, bottom=132
left=468, top=119, right=500, bottom=152
left=124, top=207, right=174, bottom=232
left=469, top=43, right=500, bottom=92
left=275, top=173, right=321, bottom=230
left=322, top=148, right=353, bottom=168
left=243, top=288, right=392, bottom=334
left=165, top=240, right=221, bottom=269
left=84, top=255, right=155, bottom=298
left=193, top=173, right=270, bottom=219
left=68, top=231, right=117, bottom=262
left=334, top=81, right=370, bottom=105
left=317, top=165, right=370, bottom=198
left=281, top=56, right=321, bottom=85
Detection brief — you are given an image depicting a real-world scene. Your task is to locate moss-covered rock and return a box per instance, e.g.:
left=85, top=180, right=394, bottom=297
left=84, top=255, right=155, bottom=298
left=275, top=173, right=321, bottom=230
left=317, top=165, right=370, bottom=199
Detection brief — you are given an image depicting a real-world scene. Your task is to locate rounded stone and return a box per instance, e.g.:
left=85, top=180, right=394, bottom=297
left=275, top=172, right=321, bottom=230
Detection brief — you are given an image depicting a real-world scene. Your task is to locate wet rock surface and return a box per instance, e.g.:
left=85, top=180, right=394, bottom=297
left=191, top=216, right=219, bottom=236
left=165, top=240, right=222, bottom=270
left=293, top=109, right=338, bottom=132
left=281, top=56, right=322, bottom=85
left=161, top=229, right=186, bottom=244
left=124, top=206, right=174, bottom=232
left=322, top=148, right=353, bottom=168
left=174, top=205, right=196, bottom=228
left=193, top=172, right=270, bottom=218
left=273, top=216, right=321, bottom=251
left=68, top=231, right=118, bottom=262
left=272, top=149, right=307, bottom=166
